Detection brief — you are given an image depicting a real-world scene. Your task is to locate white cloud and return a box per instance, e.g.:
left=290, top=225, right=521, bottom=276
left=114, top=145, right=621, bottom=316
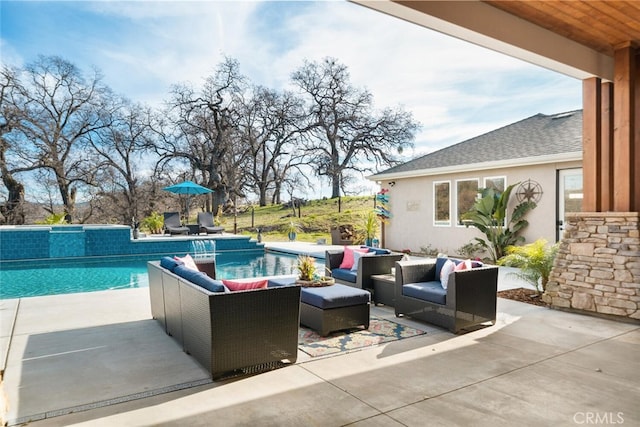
left=2, top=0, right=582, bottom=192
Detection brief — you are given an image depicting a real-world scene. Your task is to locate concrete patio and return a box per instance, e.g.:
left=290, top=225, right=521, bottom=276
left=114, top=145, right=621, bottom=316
left=1, top=254, right=639, bottom=426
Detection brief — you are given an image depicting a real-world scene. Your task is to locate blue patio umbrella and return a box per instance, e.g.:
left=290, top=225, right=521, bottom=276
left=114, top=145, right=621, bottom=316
left=163, top=180, right=213, bottom=223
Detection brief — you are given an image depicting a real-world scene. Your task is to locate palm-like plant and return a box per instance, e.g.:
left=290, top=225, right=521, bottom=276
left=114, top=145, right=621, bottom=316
left=461, top=183, right=536, bottom=263
left=498, top=238, right=559, bottom=295
left=357, top=210, right=379, bottom=245
left=296, top=255, right=317, bottom=281
left=141, top=212, right=164, bottom=234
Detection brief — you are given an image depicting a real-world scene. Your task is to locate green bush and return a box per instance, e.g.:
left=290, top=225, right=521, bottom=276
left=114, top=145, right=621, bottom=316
left=456, top=241, right=485, bottom=259
left=36, top=212, right=68, bottom=225
left=498, top=238, right=559, bottom=295
left=461, top=183, right=536, bottom=263
left=141, top=212, right=164, bottom=234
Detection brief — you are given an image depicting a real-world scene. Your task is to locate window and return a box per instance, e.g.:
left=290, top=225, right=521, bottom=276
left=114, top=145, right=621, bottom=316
left=456, top=179, right=479, bottom=226
left=484, top=176, right=505, bottom=193
left=433, top=181, right=451, bottom=226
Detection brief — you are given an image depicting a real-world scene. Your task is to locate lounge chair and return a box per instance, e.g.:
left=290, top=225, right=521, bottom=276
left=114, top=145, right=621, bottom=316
left=197, top=212, right=224, bottom=234
left=163, top=212, right=189, bottom=235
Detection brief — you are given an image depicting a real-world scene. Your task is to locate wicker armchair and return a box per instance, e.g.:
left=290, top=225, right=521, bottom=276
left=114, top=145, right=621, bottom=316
left=148, top=259, right=301, bottom=379
left=394, top=258, right=498, bottom=333
left=325, top=248, right=404, bottom=290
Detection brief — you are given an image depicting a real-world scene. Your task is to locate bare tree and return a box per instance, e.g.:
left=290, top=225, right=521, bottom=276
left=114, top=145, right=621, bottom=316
left=4, top=56, right=113, bottom=222
left=87, top=97, right=157, bottom=224
left=0, top=65, right=26, bottom=224
left=156, top=57, right=244, bottom=214
left=291, top=57, right=419, bottom=198
left=238, top=86, right=307, bottom=206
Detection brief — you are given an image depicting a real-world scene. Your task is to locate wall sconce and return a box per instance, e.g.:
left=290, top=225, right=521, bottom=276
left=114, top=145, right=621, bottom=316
left=389, top=181, right=396, bottom=187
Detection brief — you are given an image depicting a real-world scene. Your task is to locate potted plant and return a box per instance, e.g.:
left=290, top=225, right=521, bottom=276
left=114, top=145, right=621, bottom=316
left=131, top=217, right=140, bottom=240
left=285, top=221, right=301, bottom=241
left=358, top=210, right=379, bottom=246
left=295, top=255, right=334, bottom=287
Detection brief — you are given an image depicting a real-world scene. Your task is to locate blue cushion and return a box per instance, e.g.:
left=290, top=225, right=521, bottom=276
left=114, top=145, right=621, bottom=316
left=331, top=268, right=357, bottom=283
left=434, top=257, right=448, bottom=279
left=192, top=275, right=226, bottom=293
left=267, top=277, right=297, bottom=287
left=174, top=265, right=225, bottom=293
left=160, top=256, right=183, bottom=272
left=361, top=246, right=391, bottom=255
left=301, top=284, right=370, bottom=309
left=402, top=281, right=447, bottom=305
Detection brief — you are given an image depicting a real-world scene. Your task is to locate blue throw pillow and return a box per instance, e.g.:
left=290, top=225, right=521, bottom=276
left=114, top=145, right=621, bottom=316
left=360, top=246, right=391, bottom=255
left=160, top=256, right=183, bottom=272
left=174, top=265, right=225, bottom=293
left=192, top=275, right=226, bottom=293
left=434, top=257, right=449, bottom=279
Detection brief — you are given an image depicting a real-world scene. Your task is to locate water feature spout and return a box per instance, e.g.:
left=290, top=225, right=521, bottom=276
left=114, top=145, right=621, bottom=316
left=191, top=239, right=216, bottom=259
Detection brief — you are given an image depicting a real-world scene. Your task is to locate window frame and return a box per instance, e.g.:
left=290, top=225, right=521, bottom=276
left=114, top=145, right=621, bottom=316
left=455, top=178, right=480, bottom=227
left=483, top=176, right=506, bottom=193
left=433, top=180, right=451, bottom=227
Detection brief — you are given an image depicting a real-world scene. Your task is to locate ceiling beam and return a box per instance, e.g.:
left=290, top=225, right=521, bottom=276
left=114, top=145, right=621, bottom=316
left=352, top=0, right=614, bottom=81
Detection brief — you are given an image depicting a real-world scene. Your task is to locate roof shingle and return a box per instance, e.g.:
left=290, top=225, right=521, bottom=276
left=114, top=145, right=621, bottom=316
left=379, top=110, right=582, bottom=175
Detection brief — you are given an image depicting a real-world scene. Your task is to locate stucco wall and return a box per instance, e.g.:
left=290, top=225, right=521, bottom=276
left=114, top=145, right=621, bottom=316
left=380, top=160, right=582, bottom=257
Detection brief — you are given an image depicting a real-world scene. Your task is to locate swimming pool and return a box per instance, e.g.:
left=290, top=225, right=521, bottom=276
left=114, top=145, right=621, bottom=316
left=0, top=252, right=307, bottom=299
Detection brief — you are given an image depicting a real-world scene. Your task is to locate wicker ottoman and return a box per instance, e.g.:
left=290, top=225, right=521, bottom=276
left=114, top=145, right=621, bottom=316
left=299, top=284, right=370, bottom=336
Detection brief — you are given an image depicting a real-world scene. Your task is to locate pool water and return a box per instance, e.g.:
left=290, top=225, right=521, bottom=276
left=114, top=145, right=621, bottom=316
left=0, top=252, right=306, bottom=299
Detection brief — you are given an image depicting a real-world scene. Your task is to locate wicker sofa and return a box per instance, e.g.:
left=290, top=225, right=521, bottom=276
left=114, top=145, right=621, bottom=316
left=325, top=247, right=404, bottom=291
left=148, top=257, right=301, bottom=379
left=394, top=257, right=498, bottom=334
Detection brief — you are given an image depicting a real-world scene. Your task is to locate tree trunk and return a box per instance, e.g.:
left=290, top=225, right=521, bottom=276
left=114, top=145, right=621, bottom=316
left=331, top=174, right=340, bottom=198
left=0, top=171, right=25, bottom=224
left=259, top=187, right=267, bottom=207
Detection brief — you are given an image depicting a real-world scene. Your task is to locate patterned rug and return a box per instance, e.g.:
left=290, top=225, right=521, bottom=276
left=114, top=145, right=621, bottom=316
left=298, top=317, right=427, bottom=357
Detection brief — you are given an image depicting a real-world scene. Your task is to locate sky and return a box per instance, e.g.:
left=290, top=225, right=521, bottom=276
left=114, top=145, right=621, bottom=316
left=1, top=0, right=583, bottom=196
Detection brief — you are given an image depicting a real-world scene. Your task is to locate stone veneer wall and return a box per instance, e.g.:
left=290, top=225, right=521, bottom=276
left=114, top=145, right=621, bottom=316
left=543, top=212, right=640, bottom=322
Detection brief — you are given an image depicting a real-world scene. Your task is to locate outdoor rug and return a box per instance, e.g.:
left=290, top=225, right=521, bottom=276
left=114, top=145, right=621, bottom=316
left=298, top=317, right=427, bottom=357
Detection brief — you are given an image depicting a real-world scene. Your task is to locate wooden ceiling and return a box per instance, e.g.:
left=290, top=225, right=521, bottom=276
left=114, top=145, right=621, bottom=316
left=484, top=1, right=640, bottom=56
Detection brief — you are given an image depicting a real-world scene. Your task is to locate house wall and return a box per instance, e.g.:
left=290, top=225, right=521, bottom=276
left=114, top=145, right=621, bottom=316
left=381, top=160, right=582, bottom=257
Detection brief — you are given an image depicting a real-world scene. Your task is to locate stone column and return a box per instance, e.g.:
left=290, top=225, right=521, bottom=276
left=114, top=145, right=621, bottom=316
left=544, top=212, right=640, bottom=321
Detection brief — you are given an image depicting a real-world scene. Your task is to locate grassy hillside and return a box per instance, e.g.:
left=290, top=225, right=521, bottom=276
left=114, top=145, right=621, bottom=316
left=220, top=196, right=377, bottom=243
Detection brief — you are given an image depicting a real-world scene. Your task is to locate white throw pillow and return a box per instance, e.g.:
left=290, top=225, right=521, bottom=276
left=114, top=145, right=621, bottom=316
left=351, top=251, right=373, bottom=272
left=439, top=259, right=456, bottom=290
left=174, top=254, right=199, bottom=271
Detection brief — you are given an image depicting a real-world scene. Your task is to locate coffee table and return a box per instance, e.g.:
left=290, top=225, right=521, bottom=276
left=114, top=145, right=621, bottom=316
left=371, top=273, right=395, bottom=306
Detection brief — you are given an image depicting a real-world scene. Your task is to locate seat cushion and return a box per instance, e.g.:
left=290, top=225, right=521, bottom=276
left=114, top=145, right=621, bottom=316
left=267, top=277, right=297, bottom=287
left=301, top=284, right=370, bottom=309
left=331, top=268, right=357, bottom=283
left=402, top=281, right=447, bottom=305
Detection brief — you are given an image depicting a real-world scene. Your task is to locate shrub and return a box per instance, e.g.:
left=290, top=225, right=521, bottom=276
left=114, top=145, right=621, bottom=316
left=420, top=244, right=440, bottom=257
left=461, top=183, right=536, bottom=263
left=141, top=212, right=164, bottom=234
left=456, top=241, right=485, bottom=259
left=498, top=238, right=559, bottom=295
left=36, top=212, right=68, bottom=225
